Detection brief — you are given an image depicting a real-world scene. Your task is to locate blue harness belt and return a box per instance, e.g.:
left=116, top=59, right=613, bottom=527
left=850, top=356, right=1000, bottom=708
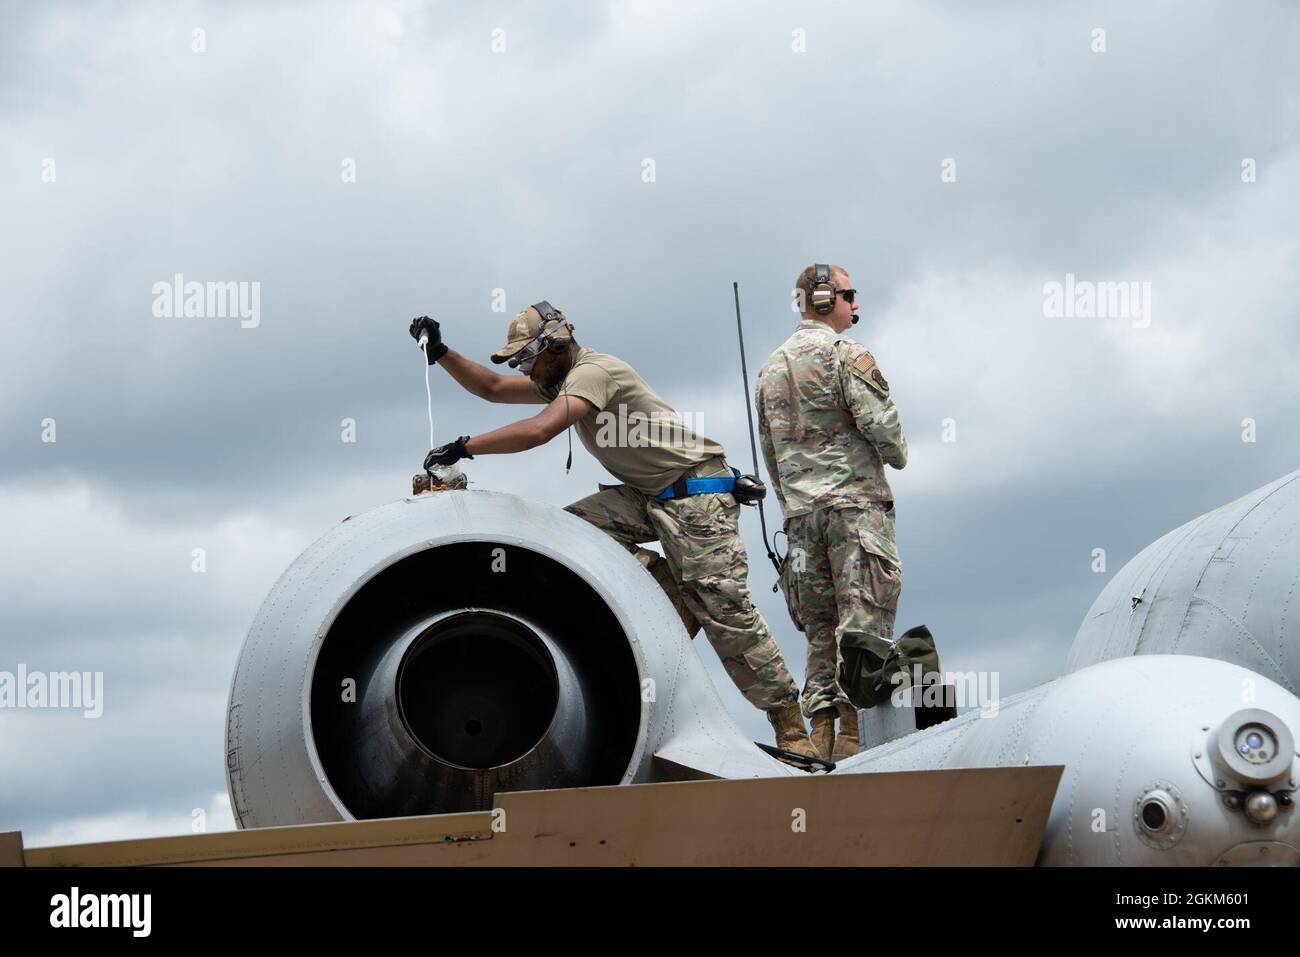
left=656, top=467, right=741, bottom=501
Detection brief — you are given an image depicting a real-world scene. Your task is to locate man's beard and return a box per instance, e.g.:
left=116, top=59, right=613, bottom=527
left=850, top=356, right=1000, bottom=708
left=538, top=362, right=568, bottom=391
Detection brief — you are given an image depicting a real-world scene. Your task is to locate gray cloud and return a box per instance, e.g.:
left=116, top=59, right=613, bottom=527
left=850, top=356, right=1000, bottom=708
left=2, top=0, right=1298, bottom=841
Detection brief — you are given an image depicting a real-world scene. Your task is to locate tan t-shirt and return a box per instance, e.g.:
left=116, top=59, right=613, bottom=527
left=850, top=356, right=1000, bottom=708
left=535, top=348, right=726, bottom=495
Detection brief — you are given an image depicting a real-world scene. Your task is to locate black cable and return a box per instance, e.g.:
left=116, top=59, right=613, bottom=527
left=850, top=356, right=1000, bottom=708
left=732, top=282, right=782, bottom=581
left=564, top=390, right=572, bottom=473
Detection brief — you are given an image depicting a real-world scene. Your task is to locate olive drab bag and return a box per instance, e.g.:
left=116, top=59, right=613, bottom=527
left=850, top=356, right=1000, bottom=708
left=838, top=623, right=942, bottom=710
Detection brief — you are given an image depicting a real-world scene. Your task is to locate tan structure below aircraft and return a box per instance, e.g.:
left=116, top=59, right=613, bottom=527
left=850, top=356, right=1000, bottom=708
left=8, top=768, right=1058, bottom=867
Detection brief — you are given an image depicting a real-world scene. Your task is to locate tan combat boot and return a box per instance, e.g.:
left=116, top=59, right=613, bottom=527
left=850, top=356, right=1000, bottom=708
left=766, top=700, right=818, bottom=768
left=809, top=708, right=836, bottom=762
left=831, top=702, right=861, bottom=761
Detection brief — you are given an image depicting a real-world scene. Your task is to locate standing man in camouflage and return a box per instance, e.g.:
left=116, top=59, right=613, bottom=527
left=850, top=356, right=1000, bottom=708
left=756, top=264, right=940, bottom=762
left=409, top=305, right=817, bottom=763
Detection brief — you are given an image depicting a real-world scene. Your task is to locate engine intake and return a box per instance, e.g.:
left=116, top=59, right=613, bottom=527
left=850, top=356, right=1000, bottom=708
left=309, top=541, right=636, bottom=818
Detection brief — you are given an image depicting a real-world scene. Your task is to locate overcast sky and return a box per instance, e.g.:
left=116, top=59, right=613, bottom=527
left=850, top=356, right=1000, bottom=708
left=2, top=0, right=1298, bottom=846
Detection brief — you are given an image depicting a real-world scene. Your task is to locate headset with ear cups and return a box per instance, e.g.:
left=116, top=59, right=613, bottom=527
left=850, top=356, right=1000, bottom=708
left=810, top=263, right=836, bottom=315
left=511, top=300, right=578, bottom=473
left=507, top=300, right=571, bottom=368
left=532, top=299, right=563, bottom=330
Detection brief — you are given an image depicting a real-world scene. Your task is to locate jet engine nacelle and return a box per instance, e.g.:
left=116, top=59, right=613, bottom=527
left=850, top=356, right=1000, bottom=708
left=224, top=490, right=787, bottom=829
left=839, top=655, right=1300, bottom=865
left=1068, top=469, right=1300, bottom=696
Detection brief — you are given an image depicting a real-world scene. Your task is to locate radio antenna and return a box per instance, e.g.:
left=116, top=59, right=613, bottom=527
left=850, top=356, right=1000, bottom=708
left=732, top=282, right=782, bottom=580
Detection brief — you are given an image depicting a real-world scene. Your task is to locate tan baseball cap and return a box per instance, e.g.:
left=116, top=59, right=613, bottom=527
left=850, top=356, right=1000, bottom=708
left=490, top=304, right=573, bottom=364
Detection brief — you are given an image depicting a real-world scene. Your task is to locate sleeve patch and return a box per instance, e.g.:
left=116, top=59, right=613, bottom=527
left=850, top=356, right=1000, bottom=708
left=849, top=350, right=889, bottom=396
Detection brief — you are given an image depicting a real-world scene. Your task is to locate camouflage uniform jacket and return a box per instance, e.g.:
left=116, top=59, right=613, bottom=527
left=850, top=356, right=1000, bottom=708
left=756, top=320, right=907, bottom=520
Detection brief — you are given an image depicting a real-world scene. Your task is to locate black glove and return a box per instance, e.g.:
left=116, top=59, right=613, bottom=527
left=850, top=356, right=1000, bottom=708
left=424, top=436, right=473, bottom=470
left=408, top=316, right=448, bottom=364
left=732, top=474, right=767, bottom=505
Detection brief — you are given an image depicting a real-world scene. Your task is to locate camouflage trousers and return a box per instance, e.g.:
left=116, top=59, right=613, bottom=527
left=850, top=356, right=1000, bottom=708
left=565, top=460, right=800, bottom=712
left=781, top=503, right=901, bottom=717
